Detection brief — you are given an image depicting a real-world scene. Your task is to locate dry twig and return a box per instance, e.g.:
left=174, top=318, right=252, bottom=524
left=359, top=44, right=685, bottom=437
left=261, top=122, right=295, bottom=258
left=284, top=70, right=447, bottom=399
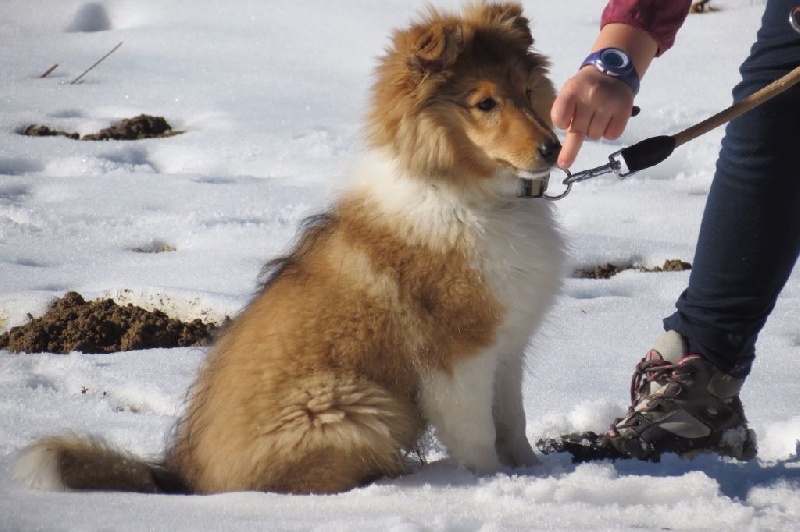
left=70, top=42, right=123, bottom=85
left=40, top=64, right=59, bottom=78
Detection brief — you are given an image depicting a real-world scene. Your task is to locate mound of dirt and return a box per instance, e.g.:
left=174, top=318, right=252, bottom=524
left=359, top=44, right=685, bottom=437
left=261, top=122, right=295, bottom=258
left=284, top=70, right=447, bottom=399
left=659, top=259, right=693, bottom=272
left=19, top=114, right=181, bottom=141
left=574, top=259, right=692, bottom=280
left=0, top=292, right=225, bottom=354
left=83, top=114, right=179, bottom=141
left=20, top=124, right=80, bottom=140
left=573, top=262, right=626, bottom=280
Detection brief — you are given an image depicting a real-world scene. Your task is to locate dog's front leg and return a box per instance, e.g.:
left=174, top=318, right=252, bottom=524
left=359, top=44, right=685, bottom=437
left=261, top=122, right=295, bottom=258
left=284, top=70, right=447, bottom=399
left=493, top=351, right=538, bottom=468
left=419, top=353, right=501, bottom=476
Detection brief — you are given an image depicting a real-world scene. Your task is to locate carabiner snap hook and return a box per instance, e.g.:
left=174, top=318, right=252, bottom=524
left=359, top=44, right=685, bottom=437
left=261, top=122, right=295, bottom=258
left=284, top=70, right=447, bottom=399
left=791, top=6, right=800, bottom=34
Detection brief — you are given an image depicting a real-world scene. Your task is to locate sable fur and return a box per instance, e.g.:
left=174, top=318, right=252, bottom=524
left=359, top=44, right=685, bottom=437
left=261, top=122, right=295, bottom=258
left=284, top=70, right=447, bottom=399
left=13, top=1, right=565, bottom=495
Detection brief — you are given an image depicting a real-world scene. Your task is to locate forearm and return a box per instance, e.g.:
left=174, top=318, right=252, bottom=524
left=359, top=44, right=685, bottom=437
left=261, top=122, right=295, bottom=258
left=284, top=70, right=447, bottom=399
left=589, top=23, right=658, bottom=80
left=601, top=0, right=693, bottom=56
left=551, top=1, right=692, bottom=169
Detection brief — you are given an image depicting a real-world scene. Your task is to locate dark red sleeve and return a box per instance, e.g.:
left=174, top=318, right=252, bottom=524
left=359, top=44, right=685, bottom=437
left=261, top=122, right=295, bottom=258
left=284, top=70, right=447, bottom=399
left=601, top=0, right=693, bottom=56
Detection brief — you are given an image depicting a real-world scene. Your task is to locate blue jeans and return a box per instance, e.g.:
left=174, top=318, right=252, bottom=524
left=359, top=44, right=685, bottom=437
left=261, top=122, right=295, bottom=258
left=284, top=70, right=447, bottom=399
left=663, top=0, right=800, bottom=378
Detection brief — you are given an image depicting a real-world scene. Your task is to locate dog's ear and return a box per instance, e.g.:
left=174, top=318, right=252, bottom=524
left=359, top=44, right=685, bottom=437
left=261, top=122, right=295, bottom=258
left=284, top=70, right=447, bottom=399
left=480, top=2, right=533, bottom=47
left=410, top=22, right=464, bottom=74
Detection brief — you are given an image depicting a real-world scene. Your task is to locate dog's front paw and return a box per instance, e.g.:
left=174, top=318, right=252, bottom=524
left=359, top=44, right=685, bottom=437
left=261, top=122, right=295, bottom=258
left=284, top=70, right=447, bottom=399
left=497, top=438, right=538, bottom=469
left=448, top=441, right=502, bottom=476
left=462, top=450, right=503, bottom=476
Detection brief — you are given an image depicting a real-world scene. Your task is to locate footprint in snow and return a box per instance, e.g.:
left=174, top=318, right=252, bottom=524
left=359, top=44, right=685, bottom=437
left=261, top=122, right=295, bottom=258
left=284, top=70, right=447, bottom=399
left=66, top=3, right=112, bottom=33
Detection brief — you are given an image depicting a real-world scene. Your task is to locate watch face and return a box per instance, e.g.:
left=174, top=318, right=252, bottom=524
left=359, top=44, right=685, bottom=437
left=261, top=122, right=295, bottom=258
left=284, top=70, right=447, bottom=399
left=581, top=47, right=640, bottom=95
left=601, top=48, right=630, bottom=70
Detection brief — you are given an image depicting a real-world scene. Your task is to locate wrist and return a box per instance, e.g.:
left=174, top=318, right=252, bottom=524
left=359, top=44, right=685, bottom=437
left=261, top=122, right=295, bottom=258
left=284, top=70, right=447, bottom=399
left=580, top=47, right=640, bottom=95
left=591, top=23, right=658, bottom=78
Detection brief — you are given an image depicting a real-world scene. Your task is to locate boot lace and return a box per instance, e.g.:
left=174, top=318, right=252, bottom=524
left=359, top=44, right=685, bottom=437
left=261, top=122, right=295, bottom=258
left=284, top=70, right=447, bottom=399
left=610, top=354, right=698, bottom=432
left=631, top=356, right=691, bottom=405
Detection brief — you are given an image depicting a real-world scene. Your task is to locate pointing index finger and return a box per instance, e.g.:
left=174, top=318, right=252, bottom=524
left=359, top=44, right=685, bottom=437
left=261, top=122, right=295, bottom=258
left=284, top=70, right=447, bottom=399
left=558, top=129, right=585, bottom=169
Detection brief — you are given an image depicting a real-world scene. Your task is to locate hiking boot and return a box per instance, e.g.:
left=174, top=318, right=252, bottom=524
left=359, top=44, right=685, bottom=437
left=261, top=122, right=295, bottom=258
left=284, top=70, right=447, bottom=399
left=605, top=331, right=757, bottom=461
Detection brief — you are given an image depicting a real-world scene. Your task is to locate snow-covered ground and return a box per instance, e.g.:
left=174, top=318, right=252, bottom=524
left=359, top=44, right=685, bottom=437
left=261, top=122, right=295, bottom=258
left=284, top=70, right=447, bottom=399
left=2, top=0, right=799, bottom=529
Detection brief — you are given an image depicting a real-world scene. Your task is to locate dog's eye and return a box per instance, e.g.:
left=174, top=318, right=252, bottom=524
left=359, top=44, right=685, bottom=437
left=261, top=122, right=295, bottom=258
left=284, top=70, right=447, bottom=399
left=476, top=98, right=497, bottom=112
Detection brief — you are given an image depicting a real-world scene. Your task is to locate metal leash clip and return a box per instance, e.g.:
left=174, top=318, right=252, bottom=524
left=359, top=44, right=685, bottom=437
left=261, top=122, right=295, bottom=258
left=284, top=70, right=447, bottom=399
left=564, top=149, right=634, bottom=184
left=544, top=149, right=636, bottom=200
left=545, top=133, right=679, bottom=201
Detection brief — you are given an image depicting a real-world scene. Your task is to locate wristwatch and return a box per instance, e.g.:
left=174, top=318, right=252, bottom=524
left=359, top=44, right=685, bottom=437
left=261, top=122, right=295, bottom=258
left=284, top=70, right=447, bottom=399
left=580, top=47, right=640, bottom=96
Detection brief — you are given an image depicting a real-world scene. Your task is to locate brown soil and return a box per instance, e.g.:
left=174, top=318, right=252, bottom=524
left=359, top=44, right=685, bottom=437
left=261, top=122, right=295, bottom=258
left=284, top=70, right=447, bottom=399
left=20, top=124, right=80, bottom=140
left=573, top=262, right=626, bottom=280
left=574, top=259, right=692, bottom=279
left=19, top=115, right=181, bottom=141
left=0, top=292, right=226, bottom=354
left=130, top=241, right=177, bottom=254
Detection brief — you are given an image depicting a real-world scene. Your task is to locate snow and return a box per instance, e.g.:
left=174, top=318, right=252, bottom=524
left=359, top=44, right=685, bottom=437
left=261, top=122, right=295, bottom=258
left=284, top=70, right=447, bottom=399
left=2, top=0, right=799, bottom=529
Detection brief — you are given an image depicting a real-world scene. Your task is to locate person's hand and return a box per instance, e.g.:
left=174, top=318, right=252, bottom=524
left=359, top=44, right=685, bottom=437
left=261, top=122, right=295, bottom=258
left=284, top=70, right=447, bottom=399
left=551, top=67, right=635, bottom=169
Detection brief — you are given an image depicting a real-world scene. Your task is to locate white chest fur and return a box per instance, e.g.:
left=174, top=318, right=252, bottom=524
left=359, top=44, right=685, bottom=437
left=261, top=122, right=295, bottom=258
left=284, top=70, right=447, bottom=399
left=347, top=150, right=565, bottom=329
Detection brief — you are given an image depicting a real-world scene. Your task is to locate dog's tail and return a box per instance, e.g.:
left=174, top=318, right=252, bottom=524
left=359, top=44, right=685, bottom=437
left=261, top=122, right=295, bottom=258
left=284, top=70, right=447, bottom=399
left=12, top=435, right=189, bottom=494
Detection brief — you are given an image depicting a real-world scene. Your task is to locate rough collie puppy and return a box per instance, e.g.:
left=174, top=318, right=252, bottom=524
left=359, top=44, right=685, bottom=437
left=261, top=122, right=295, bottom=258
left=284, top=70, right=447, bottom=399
left=14, top=1, right=564, bottom=495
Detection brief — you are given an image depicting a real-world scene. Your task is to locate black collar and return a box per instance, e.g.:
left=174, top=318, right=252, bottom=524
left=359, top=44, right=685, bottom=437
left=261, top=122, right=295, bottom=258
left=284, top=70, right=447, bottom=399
left=517, top=175, right=549, bottom=198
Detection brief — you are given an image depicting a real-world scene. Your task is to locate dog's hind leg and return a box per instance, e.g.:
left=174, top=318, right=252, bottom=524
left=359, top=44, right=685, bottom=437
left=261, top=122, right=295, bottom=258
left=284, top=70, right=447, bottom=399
left=173, top=375, right=422, bottom=494
left=262, top=377, right=424, bottom=493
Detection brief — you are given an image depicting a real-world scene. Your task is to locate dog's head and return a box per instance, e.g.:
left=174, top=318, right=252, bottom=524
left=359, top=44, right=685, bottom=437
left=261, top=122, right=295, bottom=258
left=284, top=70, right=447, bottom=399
left=367, top=2, right=559, bottom=184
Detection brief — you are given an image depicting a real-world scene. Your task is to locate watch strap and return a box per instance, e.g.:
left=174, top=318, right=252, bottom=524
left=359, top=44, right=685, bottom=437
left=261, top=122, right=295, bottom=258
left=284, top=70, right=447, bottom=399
left=580, top=47, right=640, bottom=95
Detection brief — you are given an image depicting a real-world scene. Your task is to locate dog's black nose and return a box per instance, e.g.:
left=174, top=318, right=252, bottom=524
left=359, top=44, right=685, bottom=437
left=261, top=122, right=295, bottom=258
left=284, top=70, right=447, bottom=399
left=538, top=139, right=561, bottom=165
